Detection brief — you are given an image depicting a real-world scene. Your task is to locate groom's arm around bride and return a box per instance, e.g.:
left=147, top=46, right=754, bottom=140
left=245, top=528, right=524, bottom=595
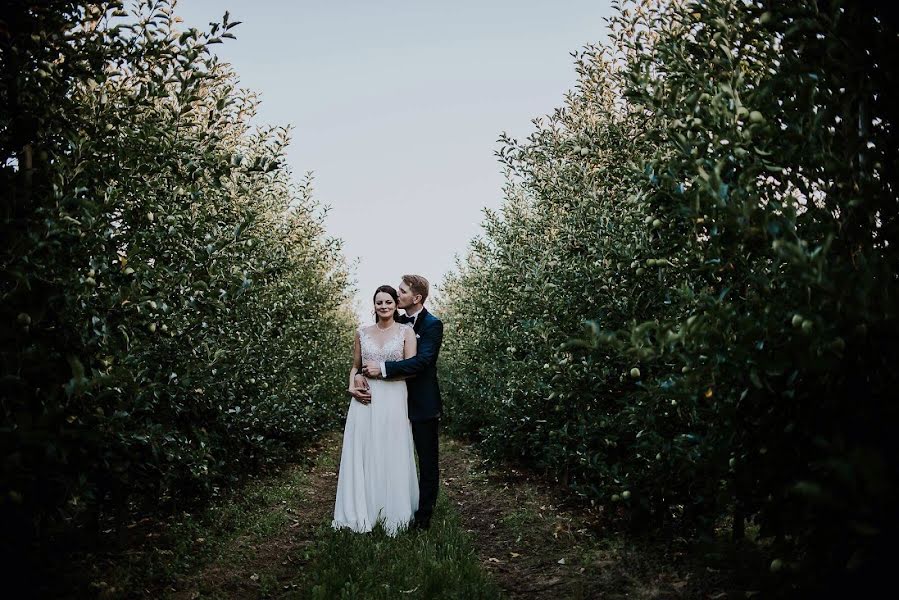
left=382, top=315, right=442, bottom=389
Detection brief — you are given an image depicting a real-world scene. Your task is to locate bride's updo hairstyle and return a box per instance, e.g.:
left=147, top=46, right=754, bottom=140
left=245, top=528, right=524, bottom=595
left=373, top=285, right=401, bottom=322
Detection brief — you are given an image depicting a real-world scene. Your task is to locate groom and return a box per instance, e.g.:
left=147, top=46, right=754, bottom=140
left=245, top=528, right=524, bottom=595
left=358, top=274, right=443, bottom=530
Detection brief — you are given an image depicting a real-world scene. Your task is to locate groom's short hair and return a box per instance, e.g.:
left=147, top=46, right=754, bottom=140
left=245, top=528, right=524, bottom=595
left=402, top=274, right=429, bottom=303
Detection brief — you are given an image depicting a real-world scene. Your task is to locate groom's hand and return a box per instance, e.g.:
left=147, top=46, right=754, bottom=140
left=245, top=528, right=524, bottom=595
left=362, top=361, right=382, bottom=378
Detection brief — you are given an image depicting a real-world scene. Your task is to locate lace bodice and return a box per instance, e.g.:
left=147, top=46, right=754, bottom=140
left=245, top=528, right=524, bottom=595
left=358, top=323, right=411, bottom=363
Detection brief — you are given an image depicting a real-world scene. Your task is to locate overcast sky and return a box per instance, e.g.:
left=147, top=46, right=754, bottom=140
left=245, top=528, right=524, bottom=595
left=175, top=1, right=615, bottom=321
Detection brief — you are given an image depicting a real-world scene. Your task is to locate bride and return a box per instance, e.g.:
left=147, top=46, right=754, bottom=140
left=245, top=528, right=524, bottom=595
left=332, top=285, right=419, bottom=535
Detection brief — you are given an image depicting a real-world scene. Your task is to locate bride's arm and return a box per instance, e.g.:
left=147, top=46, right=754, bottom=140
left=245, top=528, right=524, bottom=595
left=348, top=331, right=371, bottom=403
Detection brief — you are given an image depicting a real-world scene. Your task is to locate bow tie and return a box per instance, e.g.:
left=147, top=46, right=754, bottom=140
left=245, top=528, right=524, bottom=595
left=404, top=314, right=417, bottom=325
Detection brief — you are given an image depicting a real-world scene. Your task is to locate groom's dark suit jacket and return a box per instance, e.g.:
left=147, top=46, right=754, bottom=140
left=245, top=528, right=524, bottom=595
left=385, top=308, right=443, bottom=422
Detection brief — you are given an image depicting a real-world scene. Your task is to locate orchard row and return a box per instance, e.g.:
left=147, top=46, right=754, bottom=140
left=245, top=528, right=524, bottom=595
left=438, top=0, right=898, bottom=595
left=1, top=0, right=354, bottom=564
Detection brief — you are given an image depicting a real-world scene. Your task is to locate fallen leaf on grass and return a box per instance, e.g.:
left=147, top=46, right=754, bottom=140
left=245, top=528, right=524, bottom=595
left=510, top=552, right=521, bottom=558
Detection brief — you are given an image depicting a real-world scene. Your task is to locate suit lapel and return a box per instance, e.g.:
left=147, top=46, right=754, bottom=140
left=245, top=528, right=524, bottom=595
left=413, top=308, right=429, bottom=334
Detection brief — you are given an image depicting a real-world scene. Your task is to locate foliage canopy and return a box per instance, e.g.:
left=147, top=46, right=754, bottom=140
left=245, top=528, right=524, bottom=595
left=438, top=0, right=898, bottom=594
left=1, top=0, right=354, bottom=573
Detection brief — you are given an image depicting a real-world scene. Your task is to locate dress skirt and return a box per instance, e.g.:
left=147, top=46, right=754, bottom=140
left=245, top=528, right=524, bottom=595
left=332, top=378, right=419, bottom=536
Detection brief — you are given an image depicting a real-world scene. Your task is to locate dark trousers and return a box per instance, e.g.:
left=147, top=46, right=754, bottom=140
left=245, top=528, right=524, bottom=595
left=411, top=418, right=439, bottom=523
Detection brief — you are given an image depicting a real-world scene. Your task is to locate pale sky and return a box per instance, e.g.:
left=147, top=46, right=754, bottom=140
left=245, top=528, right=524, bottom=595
left=175, top=1, right=615, bottom=321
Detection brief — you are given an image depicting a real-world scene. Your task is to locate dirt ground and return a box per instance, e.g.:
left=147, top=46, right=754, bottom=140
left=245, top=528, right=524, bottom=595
left=146, top=432, right=731, bottom=599
left=166, top=437, right=341, bottom=599
left=439, top=437, right=729, bottom=599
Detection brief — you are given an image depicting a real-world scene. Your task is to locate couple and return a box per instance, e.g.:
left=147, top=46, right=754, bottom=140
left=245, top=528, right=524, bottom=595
left=332, top=274, right=444, bottom=535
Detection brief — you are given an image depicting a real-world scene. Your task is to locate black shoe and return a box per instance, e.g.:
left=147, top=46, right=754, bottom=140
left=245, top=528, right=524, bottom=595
left=410, top=517, right=431, bottom=531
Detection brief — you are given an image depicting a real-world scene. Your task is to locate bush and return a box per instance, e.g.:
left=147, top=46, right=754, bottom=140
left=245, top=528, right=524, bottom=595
left=1, top=0, right=354, bottom=567
left=438, top=0, right=898, bottom=594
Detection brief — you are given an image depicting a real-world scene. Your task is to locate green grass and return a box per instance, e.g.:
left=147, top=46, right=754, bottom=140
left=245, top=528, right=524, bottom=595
left=92, top=462, right=310, bottom=595
left=295, top=494, right=501, bottom=600
left=86, top=437, right=502, bottom=599
left=499, top=505, right=540, bottom=531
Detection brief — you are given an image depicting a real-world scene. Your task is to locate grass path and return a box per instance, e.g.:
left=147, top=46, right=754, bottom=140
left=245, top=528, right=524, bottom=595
left=81, top=432, right=734, bottom=599
left=167, top=433, right=499, bottom=599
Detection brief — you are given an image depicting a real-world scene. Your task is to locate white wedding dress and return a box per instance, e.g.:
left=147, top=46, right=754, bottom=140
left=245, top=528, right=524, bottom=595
left=332, top=323, right=419, bottom=536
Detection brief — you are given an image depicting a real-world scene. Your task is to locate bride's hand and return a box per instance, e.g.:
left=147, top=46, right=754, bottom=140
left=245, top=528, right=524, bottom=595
left=349, top=374, right=371, bottom=404
left=348, top=385, right=371, bottom=404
